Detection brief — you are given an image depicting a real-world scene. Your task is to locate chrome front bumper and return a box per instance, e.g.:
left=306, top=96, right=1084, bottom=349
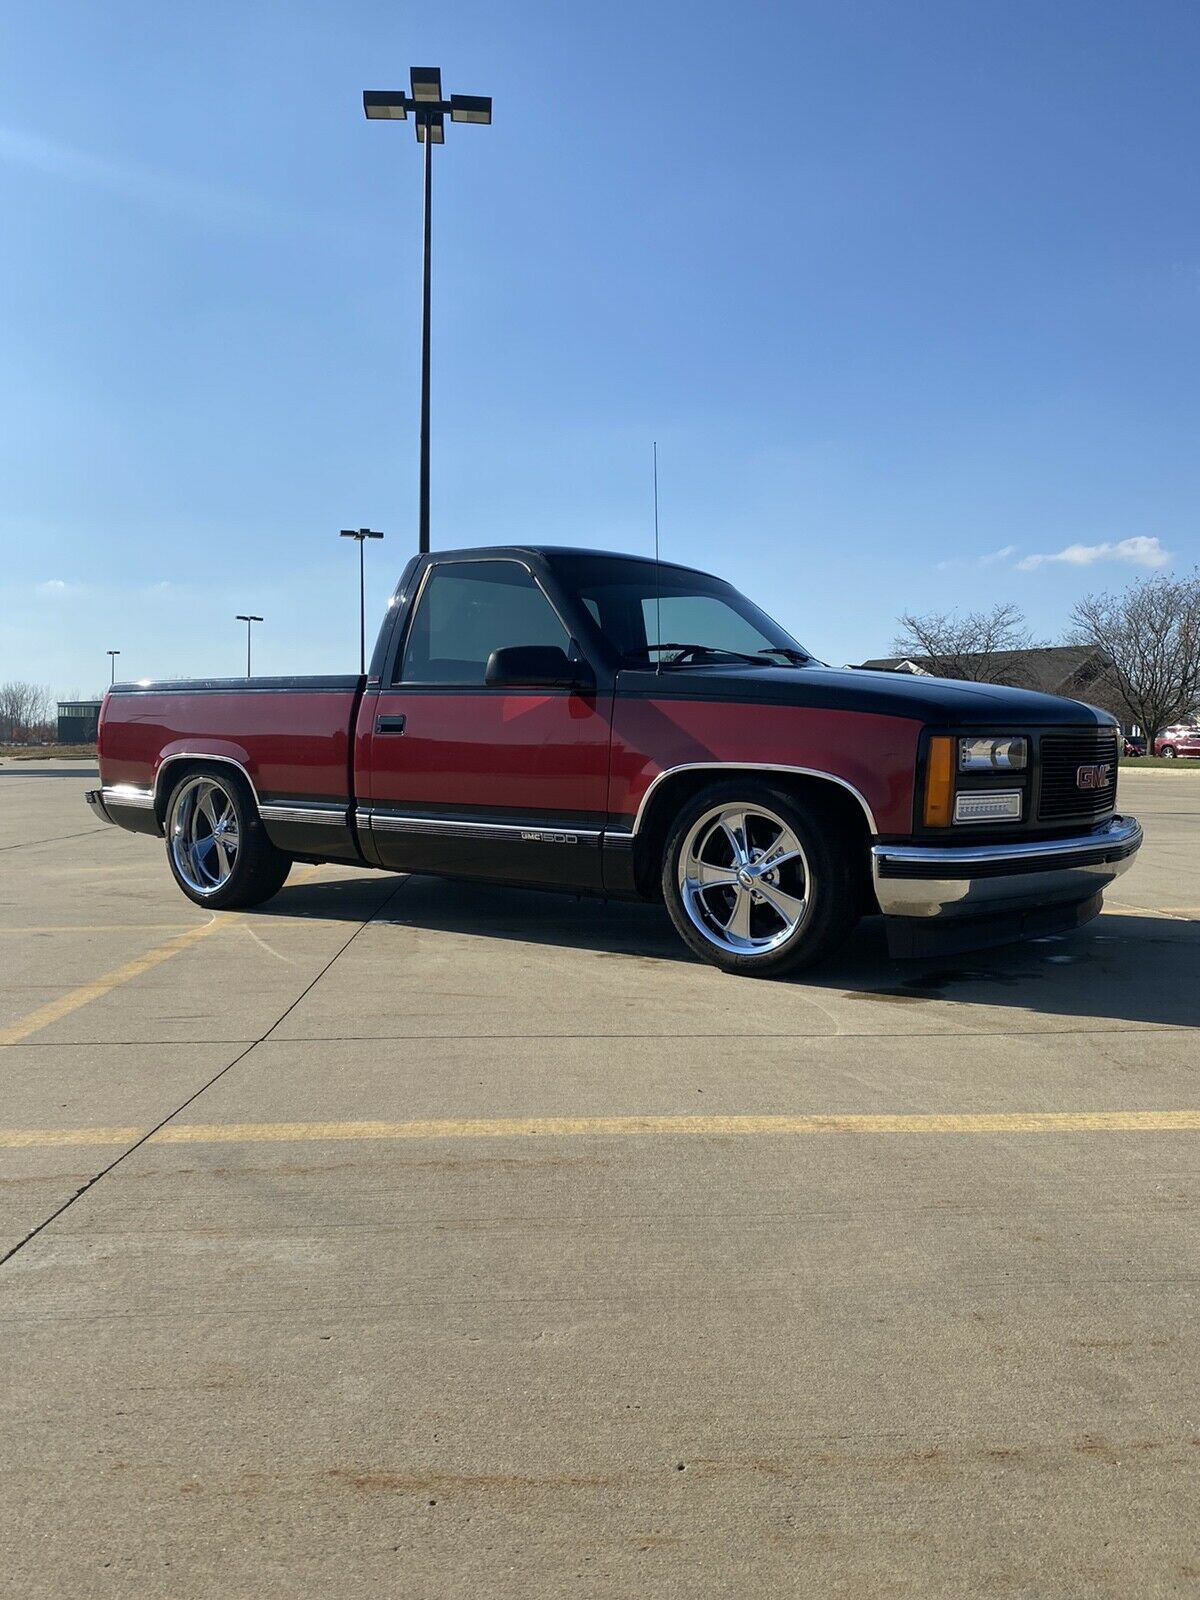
left=872, top=814, right=1143, bottom=921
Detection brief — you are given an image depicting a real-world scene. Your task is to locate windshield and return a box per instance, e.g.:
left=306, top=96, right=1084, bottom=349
left=551, top=556, right=809, bottom=666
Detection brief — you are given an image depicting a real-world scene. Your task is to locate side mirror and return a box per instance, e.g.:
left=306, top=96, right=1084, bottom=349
left=485, top=645, right=593, bottom=692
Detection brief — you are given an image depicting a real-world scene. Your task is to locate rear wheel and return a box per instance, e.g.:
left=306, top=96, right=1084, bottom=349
left=661, top=781, right=861, bottom=977
left=164, top=769, right=291, bottom=910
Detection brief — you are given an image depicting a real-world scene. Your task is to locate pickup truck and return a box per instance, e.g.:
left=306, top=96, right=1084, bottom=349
left=87, top=545, right=1142, bottom=977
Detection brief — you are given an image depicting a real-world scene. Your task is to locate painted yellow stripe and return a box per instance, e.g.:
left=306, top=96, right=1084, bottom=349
left=0, top=865, right=329, bottom=1047
left=0, top=919, right=226, bottom=1046
left=3, top=1109, right=1199, bottom=1151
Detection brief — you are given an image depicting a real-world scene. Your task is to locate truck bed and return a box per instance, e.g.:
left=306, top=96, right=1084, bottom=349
left=96, top=675, right=364, bottom=860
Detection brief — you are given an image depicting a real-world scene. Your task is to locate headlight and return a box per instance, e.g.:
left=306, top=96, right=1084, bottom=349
left=959, top=735, right=1027, bottom=773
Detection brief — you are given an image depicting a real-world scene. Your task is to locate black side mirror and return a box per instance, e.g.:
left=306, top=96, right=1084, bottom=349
left=485, top=644, right=593, bottom=692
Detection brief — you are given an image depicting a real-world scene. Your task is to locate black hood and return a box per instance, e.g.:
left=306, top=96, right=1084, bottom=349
left=616, top=662, right=1117, bottom=729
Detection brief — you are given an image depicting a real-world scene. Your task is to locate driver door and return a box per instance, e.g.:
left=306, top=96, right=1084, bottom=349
left=359, top=557, right=611, bottom=889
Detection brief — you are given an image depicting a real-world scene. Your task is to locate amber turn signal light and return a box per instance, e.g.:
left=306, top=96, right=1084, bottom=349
left=923, top=736, right=955, bottom=827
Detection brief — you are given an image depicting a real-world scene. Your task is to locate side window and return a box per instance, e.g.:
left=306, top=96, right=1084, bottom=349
left=397, top=561, right=569, bottom=686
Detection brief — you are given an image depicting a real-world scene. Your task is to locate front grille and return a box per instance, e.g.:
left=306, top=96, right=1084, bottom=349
left=1038, top=730, right=1119, bottom=822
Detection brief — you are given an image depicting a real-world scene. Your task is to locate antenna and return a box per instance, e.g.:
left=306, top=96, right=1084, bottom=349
left=653, top=441, right=662, bottom=675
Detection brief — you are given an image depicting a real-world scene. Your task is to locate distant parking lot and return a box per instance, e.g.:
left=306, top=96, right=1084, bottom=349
left=2, top=761, right=1198, bottom=1598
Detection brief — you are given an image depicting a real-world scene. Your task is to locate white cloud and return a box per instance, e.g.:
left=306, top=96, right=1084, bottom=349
left=936, top=544, right=1015, bottom=572
left=35, top=579, right=69, bottom=596
left=1017, top=536, right=1170, bottom=572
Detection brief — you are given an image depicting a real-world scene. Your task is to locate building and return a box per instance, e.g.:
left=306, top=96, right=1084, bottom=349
left=855, top=646, right=1138, bottom=733
left=56, top=700, right=102, bottom=744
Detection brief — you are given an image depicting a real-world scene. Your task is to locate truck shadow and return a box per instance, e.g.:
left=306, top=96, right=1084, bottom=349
left=260, top=873, right=1200, bottom=1033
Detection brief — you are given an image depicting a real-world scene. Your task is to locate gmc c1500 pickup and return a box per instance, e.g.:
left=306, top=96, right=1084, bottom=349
left=87, top=546, right=1142, bottom=977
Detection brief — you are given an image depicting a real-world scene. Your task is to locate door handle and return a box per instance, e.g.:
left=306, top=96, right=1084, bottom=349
left=376, top=714, right=407, bottom=735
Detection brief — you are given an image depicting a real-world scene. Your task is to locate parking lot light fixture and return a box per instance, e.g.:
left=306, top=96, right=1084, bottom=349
left=235, top=615, right=263, bottom=679
left=106, top=649, right=121, bottom=686
left=362, top=68, right=493, bottom=555
left=340, top=529, right=385, bottom=674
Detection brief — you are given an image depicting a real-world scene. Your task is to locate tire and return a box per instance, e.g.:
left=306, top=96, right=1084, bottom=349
left=661, top=781, right=862, bottom=977
left=1161, top=745, right=1176, bottom=759
left=164, top=767, right=291, bottom=910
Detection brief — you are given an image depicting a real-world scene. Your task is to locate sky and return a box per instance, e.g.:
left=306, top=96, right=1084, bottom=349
left=1, top=0, right=1198, bottom=697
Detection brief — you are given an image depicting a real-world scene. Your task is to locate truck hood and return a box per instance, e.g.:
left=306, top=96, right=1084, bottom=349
left=616, top=662, right=1117, bottom=729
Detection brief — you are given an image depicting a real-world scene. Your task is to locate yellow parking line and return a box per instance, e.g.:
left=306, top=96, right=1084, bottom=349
left=0, top=866, right=330, bottom=1047
left=3, top=1109, right=1199, bottom=1151
left=0, top=919, right=228, bottom=1046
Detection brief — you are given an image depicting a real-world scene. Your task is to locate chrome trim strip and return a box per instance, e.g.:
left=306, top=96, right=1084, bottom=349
left=101, top=784, right=155, bottom=811
left=259, top=804, right=349, bottom=827
left=630, top=763, right=878, bottom=836
left=153, top=754, right=262, bottom=810
left=357, top=808, right=602, bottom=845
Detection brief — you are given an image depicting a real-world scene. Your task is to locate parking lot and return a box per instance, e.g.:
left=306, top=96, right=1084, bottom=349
left=2, top=760, right=1198, bottom=1597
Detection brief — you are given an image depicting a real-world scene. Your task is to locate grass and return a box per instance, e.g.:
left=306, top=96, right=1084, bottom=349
left=0, top=743, right=97, bottom=761
left=1119, top=754, right=1200, bottom=769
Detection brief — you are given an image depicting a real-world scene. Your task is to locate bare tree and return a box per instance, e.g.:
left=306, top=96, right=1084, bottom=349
left=891, top=603, right=1039, bottom=684
left=0, top=681, right=52, bottom=742
left=1070, top=571, right=1200, bottom=746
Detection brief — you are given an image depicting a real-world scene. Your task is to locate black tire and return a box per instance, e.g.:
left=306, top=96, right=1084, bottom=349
left=660, top=780, right=862, bottom=977
left=163, top=766, right=291, bottom=910
left=1161, top=745, right=1176, bottom=759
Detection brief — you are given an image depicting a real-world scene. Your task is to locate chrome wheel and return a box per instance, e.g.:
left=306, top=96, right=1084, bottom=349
left=168, top=775, right=241, bottom=895
left=677, top=802, right=812, bottom=956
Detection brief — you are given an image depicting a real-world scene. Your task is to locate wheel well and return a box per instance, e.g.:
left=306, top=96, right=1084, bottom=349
left=153, top=756, right=257, bottom=827
left=632, top=767, right=874, bottom=899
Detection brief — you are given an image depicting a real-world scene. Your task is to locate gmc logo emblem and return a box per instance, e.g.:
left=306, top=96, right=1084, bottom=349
left=1076, top=762, right=1112, bottom=790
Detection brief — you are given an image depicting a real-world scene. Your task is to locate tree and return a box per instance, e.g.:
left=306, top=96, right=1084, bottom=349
left=891, top=603, right=1039, bottom=684
left=0, top=681, right=52, bottom=742
left=1070, top=570, right=1200, bottom=745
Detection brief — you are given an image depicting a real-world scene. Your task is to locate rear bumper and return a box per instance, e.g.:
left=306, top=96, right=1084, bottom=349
left=84, top=788, right=112, bottom=825
left=872, top=814, right=1143, bottom=921
left=84, top=784, right=162, bottom=837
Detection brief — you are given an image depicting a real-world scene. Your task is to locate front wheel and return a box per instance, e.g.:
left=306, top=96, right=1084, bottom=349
left=661, top=782, right=861, bottom=977
left=164, top=768, right=291, bottom=910
left=1160, top=745, right=1177, bottom=759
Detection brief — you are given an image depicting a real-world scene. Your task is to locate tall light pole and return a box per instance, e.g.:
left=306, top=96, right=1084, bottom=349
left=235, top=615, right=262, bottom=679
left=363, top=69, right=492, bottom=556
left=106, top=649, right=121, bottom=686
left=340, top=528, right=385, bottom=673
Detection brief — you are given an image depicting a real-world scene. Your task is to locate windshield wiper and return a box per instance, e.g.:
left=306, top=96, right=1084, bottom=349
left=622, top=642, right=768, bottom=667
left=757, top=647, right=809, bottom=665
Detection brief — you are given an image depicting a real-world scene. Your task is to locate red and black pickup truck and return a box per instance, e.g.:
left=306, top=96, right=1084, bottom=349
left=87, top=546, right=1141, bottom=977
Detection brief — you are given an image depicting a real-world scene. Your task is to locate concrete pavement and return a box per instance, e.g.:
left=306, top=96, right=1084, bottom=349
left=1, top=761, right=1198, bottom=1597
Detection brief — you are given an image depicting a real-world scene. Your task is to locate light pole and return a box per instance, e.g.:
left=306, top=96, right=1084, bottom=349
left=235, top=615, right=262, bottom=679
left=363, top=69, right=492, bottom=555
left=106, top=649, right=121, bottom=686
left=340, top=528, right=385, bottom=673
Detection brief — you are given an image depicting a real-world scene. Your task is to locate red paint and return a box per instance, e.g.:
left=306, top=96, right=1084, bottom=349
left=358, top=688, right=611, bottom=814
left=609, top=699, right=920, bottom=834
left=99, top=689, right=357, bottom=803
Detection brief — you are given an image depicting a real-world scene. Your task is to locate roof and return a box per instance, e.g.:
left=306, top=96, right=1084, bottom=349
left=433, top=545, right=722, bottom=580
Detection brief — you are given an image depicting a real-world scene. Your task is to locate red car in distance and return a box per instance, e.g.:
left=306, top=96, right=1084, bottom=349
left=1155, top=724, right=1200, bottom=759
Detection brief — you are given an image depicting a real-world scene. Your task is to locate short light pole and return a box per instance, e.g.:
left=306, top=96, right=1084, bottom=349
left=106, top=649, right=121, bottom=685
left=236, top=615, right=263, bottom=679
left=363, top=69, right=492, bottom=556
left=340, top=529, right=385, bottom=674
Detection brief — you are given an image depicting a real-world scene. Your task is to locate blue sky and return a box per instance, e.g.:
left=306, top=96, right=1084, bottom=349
left=1, top=0, right=1197, bottom=696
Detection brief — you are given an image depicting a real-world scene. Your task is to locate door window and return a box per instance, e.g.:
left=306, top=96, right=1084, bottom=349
left=397, top=561, right=569, bottom=686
